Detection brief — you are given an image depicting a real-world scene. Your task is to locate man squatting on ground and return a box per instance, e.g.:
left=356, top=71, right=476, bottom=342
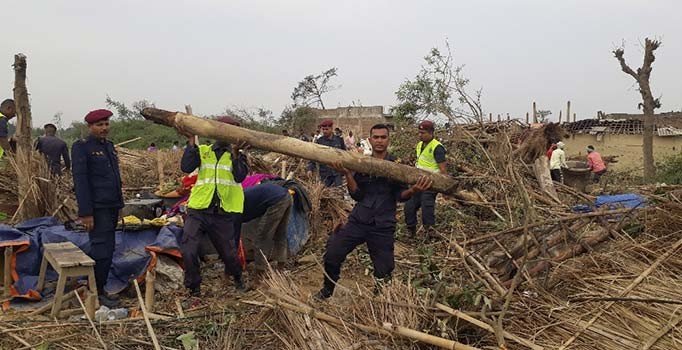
left=316, top=124, right=433, bottom=299
left=180, top=116, right=249, bottom=296
left=404, top=120, right=447, bottom=236
left=72, top=109, right=123, bottom=307
left=235, top=183, right=293, bottom=274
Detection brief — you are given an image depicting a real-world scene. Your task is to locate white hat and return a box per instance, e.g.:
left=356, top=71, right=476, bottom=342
left=556, top=141, right=565, bottom=149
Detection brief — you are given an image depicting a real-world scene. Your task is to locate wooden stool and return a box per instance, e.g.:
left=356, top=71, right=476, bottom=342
left=0, top=246, right=14, bottom=297
left=36, top=242, right=98, bottom=318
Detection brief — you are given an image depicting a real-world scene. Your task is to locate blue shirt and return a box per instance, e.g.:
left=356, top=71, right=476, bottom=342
left=241, top=184, right=289, bottom=223
left=36, top=135, right=71, bottom=175
left=0, top=114, right=8, bottom=138
left=71, top=135, right=124, bottom=217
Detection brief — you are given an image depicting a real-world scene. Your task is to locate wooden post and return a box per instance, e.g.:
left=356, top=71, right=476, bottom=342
left=145, top=270, right=156, bottom=313
left=488, top=113, right=492, bottom=122
left=558, top=110, right=562, bottom=124
left=506, top=113, right=510, bottom=121
left=532, top=101, right=538, bottom=123
left=566, top=100, right=571, bottom=124
left=573, top=113, right=577, bottom=122
left=13, top=54, right=35, bottom=221
left=13, top=54, right=32, bottom=155
left=525, top=112, right=529, bottom=124
left=280, top=160, right=287, bottom=178
left=141, top=108, right=460, bottom=194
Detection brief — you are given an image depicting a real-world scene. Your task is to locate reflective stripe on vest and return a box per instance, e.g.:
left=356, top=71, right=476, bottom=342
left=187, top=144, right=244, bottom=213
left=415, top=139, right=443, bottom=173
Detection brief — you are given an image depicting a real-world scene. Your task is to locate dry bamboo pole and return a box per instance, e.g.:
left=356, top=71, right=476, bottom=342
left=559, top=236, right=682, bottom=349
left=134, top=279, right=162, bottom=350
left=145, top=269, right=156, bottom=313
left=451, top=241, right=507, bottom=297
left=640, top=307, right=682, bottom=350
left=383, top=322, right=480, bottom=350
left=74, top=290, right=108, bottom=350
left=566, top=101, right=571, bottom=124
left=532, top=102, right=537, bottom=123
left=141, top=108, right=459, bottom=194
left=3, top=246, right=12, bottom=297
left=435, top=303, right=543, bottom=350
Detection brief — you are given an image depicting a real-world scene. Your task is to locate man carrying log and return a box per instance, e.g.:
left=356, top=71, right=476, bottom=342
left=315, top=124, right=432, bottom=300
left=404, top=120, right=447, bottom=237
left=0, top=99, right=16, bottom=159
left=307, top=119, right=346, bottom=187
left=71, top=109, right=123, bottom=307
left=179, top=116, right=249, bottom=296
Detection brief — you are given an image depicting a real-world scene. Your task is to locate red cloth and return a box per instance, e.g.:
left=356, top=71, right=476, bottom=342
left=587, top=151, right=606, bottom=173
left=84, top=109, right=113, bottom=124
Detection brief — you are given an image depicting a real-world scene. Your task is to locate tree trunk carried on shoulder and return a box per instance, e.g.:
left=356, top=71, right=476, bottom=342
left=141, top=108, right=460, bottom=194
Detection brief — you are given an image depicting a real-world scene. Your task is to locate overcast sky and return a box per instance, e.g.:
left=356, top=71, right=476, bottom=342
left=1, top=0, right=680, bottom=127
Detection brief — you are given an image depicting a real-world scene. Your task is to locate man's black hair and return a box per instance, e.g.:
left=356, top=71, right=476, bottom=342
left=370, top=123, right=390, bottom=135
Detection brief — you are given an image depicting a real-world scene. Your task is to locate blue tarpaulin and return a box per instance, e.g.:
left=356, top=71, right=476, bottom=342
left=0, top=217, right=181, bottom=300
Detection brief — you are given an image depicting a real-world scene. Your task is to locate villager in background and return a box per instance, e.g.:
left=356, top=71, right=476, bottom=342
left=315, top=124, right=432, bottom=300
left=71, top=109, right=123, bottom=307
left=297, top=129, right=310, bottom=142
left=147, top=143, right=157, bottom=152
left=344, top=130, right=356, bottom=150
left=586, top=145, right=607, bottom=183
left=282, top=129, right=289, bottom=137
left=35, top=123, right=70, bottom=175
left=0, top=99, right=16, bottom=159
left=549, top=141, right=568, bottom=183
left=307, top=119, right=346, bottom=187
left=179, top=116, right=249, bottom=296
left=235, top=183, right=292, bottom=275
left=404, top=120, right=447, bottom=237
left=546, top=143, right=557, bottom=161
left=172, top=140, right=180, bottom=151
left=334, top=127, right=342, bottom=138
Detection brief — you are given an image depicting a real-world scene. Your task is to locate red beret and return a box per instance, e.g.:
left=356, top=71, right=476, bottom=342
left=216, top=116, right=240, bottom=126
left=319, top=119, right=333, bottom=127
left=84, top=109, right=113, bottom=124
left=418, top=120, right=434, bottom=131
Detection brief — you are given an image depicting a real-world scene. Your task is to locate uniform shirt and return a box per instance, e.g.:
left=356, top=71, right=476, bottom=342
left=36, top=135, right=70, bottom=175
left=240, top=184, right=289, bottom=223
left=0, top=113, right=8, bottom=138
left=71, top=135, right=124, bottom=217
left=549, top=148, right=567, bottom=170
left=348, top=154, right=408, bottom=229
left=419, top=141, right=447, bottom=164
left=587, top=151, right=606, bottom=173
left=180, top=143, right=249, bottom=213
left=307, top=135, right=346, bottom=176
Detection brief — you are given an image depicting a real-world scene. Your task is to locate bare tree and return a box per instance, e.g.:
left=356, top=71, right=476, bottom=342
left=291, top=67, right=339, bottom=109
left=395, top=40, right=483, bottom=124
left=613, top=38, right=662, bottom=181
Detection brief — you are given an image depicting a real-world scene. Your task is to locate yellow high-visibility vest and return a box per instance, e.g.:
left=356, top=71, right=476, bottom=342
left=415, top=139, right=443, bottom=173
left=187, top=145, right=244, bottom=213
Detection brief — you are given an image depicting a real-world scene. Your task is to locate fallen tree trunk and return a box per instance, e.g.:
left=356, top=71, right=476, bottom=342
left=141, top=108, right=459, bottom=194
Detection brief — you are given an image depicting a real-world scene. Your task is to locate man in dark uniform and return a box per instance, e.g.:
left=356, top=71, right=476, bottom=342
left=36, top=123, right=70, bottom=175
left=315, top=124, right=432, bottom=299
left=180, top=116, right=249, bottom=296
left=71, top=109, right=123, bottom=307
left=0, top=99, right=16, bottom=158
left=307, top=119, right=346, bottom=187
left=404, top=120, right=447, bottom=237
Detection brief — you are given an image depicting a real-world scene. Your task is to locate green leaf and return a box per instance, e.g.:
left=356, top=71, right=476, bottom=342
left=177, top=331, right=198, bottom=350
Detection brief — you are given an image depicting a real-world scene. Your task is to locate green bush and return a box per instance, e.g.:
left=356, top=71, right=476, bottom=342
left=656, top=153, right=682, bottom=184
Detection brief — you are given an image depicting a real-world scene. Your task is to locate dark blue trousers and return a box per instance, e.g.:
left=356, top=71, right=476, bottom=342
left=181, top=210, right=241, bottom=290
left=404, top=190, right=437, bottom=228
left=88, top=208, right=119, bottom=292
left=322, top=221, right=395, bottom=288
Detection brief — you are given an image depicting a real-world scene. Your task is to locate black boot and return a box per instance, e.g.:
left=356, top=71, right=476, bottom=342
left=373, top=275, right=392, bottom=296
left=234, top=275, right=247, bottom=292
left=314, top=278, right=335, bottom=301
left=407, top=226, right=417, bottom=238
